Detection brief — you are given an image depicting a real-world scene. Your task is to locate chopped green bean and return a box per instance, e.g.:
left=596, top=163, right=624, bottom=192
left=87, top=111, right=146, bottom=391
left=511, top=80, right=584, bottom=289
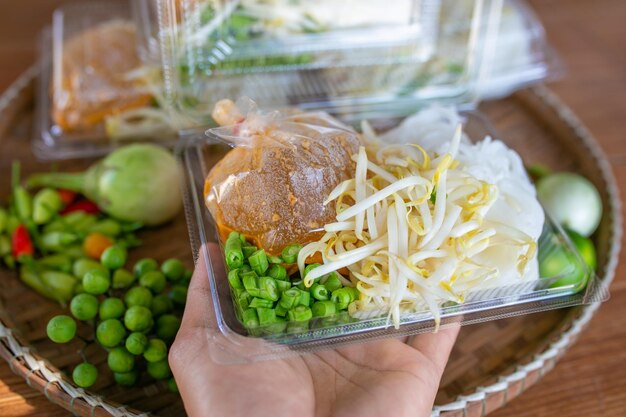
left=249, top=297, right=273, bottom=309
left=242, top=308, right=259, bottom=329
left=264, top=317, right=287, bottom=335
left=304, top=263, right=321, bottom=278
left=312, top=300, right=336, bottom=317
left=224, top=235, right=244, bottom=269
left=267, top=264, right=287, bottom=281
left=297, top=290, right=311, bottom=307
left=241, top=271, right=259, bottom=292
left=331, top=288, right=354, bottom=310
left=311, top=283, right=330, bottom=301
left=257, top=276, right=278, bottom=301
left=256, top=307, right=277, bottom=326
left=228, top=269, right=243, bottom=289
left=279, top=288, right=300, bottom=309
left=249, top=249, right=269, bottom=276
left=323, top=272, right=342, bottom=292
left=281, top=244, right=302, bottom=264
left=275, top=303, right=287, bottom=317
left=287, top=305, right=313, bottom=322
left=242, top=245, right=257, bottom=259
left=275, top=279, right=291, bottom=294
left=268, top=255, right=283, bottom=264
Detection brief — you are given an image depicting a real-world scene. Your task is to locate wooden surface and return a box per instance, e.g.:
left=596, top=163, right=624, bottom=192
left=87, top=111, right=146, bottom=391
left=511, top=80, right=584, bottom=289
left=0, top=0, right=625, bottom=416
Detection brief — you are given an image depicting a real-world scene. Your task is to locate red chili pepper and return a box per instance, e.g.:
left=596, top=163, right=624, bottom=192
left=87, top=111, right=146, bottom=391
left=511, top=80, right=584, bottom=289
left=57, top=189, right=77, bottom=206
left=60, top=199, right=100, bottom=215
left=12, top=224, right=34, bottom=258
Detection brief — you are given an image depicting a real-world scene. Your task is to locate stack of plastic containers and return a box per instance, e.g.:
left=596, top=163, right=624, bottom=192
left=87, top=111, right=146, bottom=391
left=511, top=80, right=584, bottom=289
left=34, top=0, right=177, bottom=160
left=34, top=0, right=604, bottom=362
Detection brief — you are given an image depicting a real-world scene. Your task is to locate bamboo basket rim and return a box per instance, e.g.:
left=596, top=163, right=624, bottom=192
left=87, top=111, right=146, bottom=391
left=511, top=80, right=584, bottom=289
left=0, top=67, right=621, bottom=417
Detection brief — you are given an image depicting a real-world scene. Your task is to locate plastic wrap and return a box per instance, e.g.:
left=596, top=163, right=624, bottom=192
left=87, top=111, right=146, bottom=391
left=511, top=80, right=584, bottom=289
left=203, top=99, right=361, bottom=254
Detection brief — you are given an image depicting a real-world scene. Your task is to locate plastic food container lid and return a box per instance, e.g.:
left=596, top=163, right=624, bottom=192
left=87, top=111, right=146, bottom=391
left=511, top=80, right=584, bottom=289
left=153, top=0, right=504, bottom=129
left=33, top=0, right=177, bottom=160
left=177, top=110, right=608, bottom=363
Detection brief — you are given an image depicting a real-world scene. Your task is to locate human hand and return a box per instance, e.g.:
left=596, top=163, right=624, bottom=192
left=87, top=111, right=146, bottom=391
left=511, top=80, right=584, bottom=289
left=170, top=245, right=459, bottom=417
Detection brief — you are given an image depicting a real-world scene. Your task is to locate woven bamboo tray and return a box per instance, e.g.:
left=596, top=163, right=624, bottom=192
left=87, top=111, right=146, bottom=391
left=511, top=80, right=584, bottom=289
left=0, top=68, right=621, bottom=417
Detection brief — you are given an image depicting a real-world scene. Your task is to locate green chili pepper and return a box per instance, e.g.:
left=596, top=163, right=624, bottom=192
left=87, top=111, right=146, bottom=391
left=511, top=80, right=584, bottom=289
left=41, top=271, right=78, bottom=303
left=0, top=208, right=7, bottom=234
left=43, top=219, right=67, bottom=234
left=38, top=254, right=73, bottom=274
left=14, top=186, right=32, bottom=222
left=64, top=245, right=85, bottom=259
left=33, top=188, right=62, bottom=225
left=0, top=235, right=11, bottom=257
left=89, top=219, right=122, bottom=237
left=41, top=232, right=79, bottom=251
left=3, top=255, right=16, bottom=269
left=6, top=215, right=19, bottom=236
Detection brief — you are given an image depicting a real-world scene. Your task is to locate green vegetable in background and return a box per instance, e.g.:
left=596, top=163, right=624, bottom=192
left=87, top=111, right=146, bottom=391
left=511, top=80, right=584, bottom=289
left=539, top=229, right=596, bottom=290
left=72, top=363, right=98, bottom=388
left=46, top=315, right=76, bottom=343
left=537, top=172, right=602, bottom=237
left=32, top=188, right=62, bottom=225
left=27, top=144, right=183, bottom=226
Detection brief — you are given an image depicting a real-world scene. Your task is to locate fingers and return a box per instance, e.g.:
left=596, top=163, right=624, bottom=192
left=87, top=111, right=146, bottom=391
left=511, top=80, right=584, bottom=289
left=179, top=242, right=223, bottom=331
left=407, top=324, right=460, bottom=374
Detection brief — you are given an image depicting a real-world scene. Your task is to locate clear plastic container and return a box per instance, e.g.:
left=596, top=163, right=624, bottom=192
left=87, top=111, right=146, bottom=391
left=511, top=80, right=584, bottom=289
left=155, top=0, right=503, bottom=128
left=137, top=0, right=562, bottom=127
left=477, top=0, right=563, bottom=99
left=177, top=111, right=608, bottom=363
left=33, top=0, right=177, bottom=160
